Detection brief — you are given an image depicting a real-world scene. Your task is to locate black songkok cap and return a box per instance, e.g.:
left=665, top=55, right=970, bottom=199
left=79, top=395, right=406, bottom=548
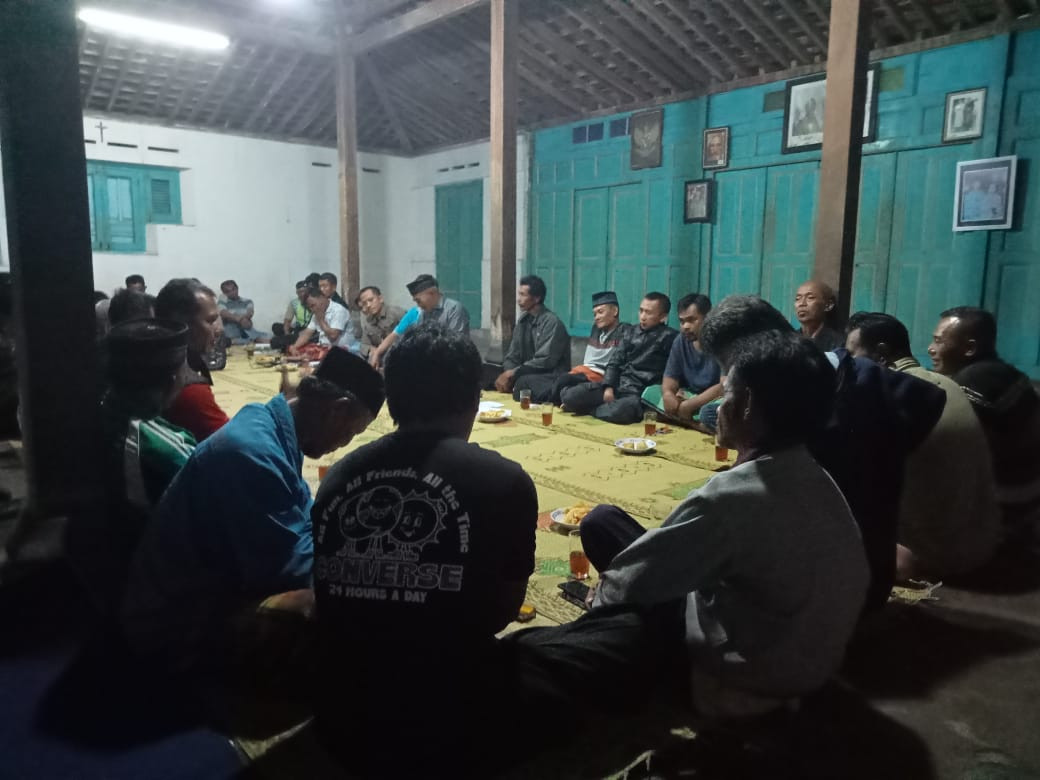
left=591, top=290, right=619, bottom=307
left=406, top=274, right=438, bottom=296
left=315, top=347, right=386, bottom=417
left=106, top=318, right=188, bottom=375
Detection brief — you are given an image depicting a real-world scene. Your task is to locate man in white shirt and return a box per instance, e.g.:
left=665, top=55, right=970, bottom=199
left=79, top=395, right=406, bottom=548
left=290, top=286, right=360, bottom=354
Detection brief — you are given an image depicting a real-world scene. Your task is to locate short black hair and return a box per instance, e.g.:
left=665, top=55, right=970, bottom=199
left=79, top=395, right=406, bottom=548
left=93, top=290, right=109, bottom=304
left=109, top=289, right=155, bottom=326
left=295, top=280, right=308, bottom=290
left=519, top=275, right=547, bottom=304
left=846, top=310, right=880, bottom=335
left=384, top=322, right=481, bottom=426
left=319, top=272, right=338, bottom=287
left=220, top=279, right=237, bottom=292
left=853, top=313, right=912, bottom=356
left=304, top=286, right=323, bottom=300
left=643, top=292, right=671, bottom=315
left=727, top=331, right=835, bottom=446
left=677, top=293, right=711, bottom=316
left=700, top=295, right=793, bottom=368
left=941, top=306, right=997, bottom=357
left=125, top=274, right=145, bottom=287
left=305, top=272, right=321, bottom=287
left=358, top=285, right=382, bottom=298
left=155, top=278, right=216, bottom=325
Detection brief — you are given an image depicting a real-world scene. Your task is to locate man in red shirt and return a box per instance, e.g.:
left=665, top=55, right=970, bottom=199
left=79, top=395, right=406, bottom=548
left=155, top=278, right=229, bottom=441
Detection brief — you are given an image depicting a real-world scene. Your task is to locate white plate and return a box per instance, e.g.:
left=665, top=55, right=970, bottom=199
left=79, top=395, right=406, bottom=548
left=477, top=409, right=511, bottom=423
left=614, top=437, right=657, bottom=455
left=550, top=507, right=578, bottom=532
left=478, top=401, right=505, bottom=412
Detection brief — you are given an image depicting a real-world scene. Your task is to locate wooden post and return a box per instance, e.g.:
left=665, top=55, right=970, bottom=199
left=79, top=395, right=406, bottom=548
left=0, top=0, right=103, bottom=518
left=335, top=30, right=361, bottom=306
left=489, top=0, right=517, bottom=356
left=813, top=0, right=872, bottom=321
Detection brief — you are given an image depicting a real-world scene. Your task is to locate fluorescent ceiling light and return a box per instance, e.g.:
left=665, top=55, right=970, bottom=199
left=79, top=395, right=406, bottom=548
left=77, top=8, right=230, bottom=50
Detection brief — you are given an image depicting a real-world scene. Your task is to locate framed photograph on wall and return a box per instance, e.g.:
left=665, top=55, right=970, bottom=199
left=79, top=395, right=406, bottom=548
left=703, top=126, right=729, bottom=169
left=953, top=155, right=1016, bottom=231
left=943, top=88, right=986, bottom=143
left=684, top=179, right=714, bottom=224
left=630, top=108, right=663, bottom=170
left=782, top=63, right=880, bottom=153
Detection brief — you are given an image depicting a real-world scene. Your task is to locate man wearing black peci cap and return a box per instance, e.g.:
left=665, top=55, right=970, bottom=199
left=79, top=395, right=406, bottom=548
left=122, top=347, right=385, bottom=684
left=367, top=273, right=470, bottom=368
left=525, top=290, right=627, bottom=405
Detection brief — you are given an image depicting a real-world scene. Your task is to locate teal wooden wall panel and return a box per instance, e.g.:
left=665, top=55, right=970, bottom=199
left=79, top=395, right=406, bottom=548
left=529, top=32, right=1039, bottom=371
left=572, top=187, right=608, bottom=329
left=434, top=180, right=482, bottom=326
left=851, top=154, right=897, bottom=314
left=761, top=162, right=820, bottom=316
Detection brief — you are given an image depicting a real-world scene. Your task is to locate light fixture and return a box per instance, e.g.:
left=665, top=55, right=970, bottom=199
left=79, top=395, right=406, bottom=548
left=77, top=8, right=230, bottom=50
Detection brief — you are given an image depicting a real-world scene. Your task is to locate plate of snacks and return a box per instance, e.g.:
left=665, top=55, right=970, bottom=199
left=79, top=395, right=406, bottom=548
left=550, top=502, right=594, bottom=532
left=614, top=437, right=657, bottom=455
left=477, top=408, right=511, bottom=423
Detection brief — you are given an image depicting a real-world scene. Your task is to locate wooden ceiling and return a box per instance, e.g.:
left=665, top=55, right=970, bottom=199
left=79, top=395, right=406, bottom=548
left=76, top=0, right=1036, bottom=154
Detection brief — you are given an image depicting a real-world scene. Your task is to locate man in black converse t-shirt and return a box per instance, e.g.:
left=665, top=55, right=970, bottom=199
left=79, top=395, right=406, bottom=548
left=312, top=322, right=537, bottom=774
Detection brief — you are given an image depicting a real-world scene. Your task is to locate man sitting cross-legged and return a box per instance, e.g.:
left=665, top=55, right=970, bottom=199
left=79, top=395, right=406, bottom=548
left=289, top=285, right=360, bottom=356
left=533, top=290, right=628, bottom=406
left=495, top=274, right=571, bottom=396
left=581, top=331, right=870, bottom=716
left=847, top=312, right=1000, bottom=580
left=122, top=348, right=384, bottom=691
left=642, top=293, right=722, bottom=428
left=312, top=323, right=679, bottom=777
left=218, top=279, right=269, bottom=344
left=560, top=292, right=677, bottom=424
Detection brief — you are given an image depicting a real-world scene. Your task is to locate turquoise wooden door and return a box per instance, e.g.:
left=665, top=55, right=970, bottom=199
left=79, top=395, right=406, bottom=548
left=572, top=187, right=609, bottom=332
left=435, top=180, right=483, bottom=327
left=761, top=162, right=819, bottom=318
left=887, top=147, right=989, bottom=359
left=532, top=189, right=574, bottom=322
left=607, top=183, right=645, bottom=323
left=851, top=154, right=897, bottom=314
left=709, top=168, right=766, bottom=303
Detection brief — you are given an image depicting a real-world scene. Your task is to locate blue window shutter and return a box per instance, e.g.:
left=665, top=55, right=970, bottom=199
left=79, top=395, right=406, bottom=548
left=84, top=161, right=180, bottom=252
left=103, top=170, right=146, bottom=252
left=86, top=169, right=99, bottom=249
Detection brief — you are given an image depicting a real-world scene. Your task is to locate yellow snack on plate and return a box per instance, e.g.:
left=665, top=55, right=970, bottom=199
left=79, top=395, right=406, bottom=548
left=564, top=502, right=593, bottom=526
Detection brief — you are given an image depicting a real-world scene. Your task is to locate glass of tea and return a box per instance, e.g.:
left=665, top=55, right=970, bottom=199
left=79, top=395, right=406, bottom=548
left=518, top=388, right=532, bottom=410
left=643, top=410, right=657, bottom=437
left=541, top=404, right=554, bottom=426
left=714, top=435, right=728, bottom=462
left=569, top=530, right=590, bottom=580
left=245, top=343, right=256, bottom=365
left=317, top=464, right=330, bottom=481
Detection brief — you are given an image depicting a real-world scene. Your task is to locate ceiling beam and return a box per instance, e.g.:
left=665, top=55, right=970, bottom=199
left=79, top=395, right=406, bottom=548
left=185, top=43, right=248, bottom=123
left=220, top=47, right=282, bottom=128
left=242, top=51, right=306, bottom=131
left=289, top=81, right=335, bottom=136
left=690, top=0, right=772, bottom=74
left=610, top=0, right=728, bottom=83
left=877, top=0, right=918, bottom=40
left=773, top=0, right=829, bottom=53
left=725, top=0, right=796, bottom=68
left=519, top=20, right=649, bottom=103
left=347, top=0, right=421, bottom=29
left=359, top=55, right=414, bottom=152
left=104, top=46, right=136, bottom=112
left=85, top=38, right=112, bottom=105
left=269, top=63, right=333, bottom=134
left=657, top=0, right=753, bottom=79
left=560, top=3, right=689, bottom=92
left=135, top=50, right=181, bottom=116
left=351, top=0, right=490, bottom=54
left=739, top=0, right=812, bottom=64
left=903, top=0, right=943, bottom=35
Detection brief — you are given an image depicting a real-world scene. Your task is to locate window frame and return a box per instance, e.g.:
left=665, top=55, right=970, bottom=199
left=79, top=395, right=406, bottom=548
left=86, top=161, right=182, bottom=253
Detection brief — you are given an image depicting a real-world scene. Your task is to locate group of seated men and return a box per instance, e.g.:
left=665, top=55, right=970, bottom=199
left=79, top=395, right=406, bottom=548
left=76, top=261, right=1040, bottom=776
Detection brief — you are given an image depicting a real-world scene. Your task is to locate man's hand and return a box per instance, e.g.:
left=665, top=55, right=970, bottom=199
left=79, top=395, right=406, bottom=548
left=662, top=390, right=685, bottom=416
left=494, top=369, right=516, bottom=393
left=585, top=582, right=597, bottom=609
left=368, top=348, right=382, bottom=369
left=603, top=387, right=616, bottom=404
left=288, top=345, right=300, bottom=356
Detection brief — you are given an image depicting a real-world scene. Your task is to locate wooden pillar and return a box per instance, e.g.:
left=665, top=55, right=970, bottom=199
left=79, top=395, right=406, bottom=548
left=0, top=0, right=103, bottom=517
left=813, top=0, right=872, bottom=321
left=335, top=30, right=361, bottom=305
left=489, top=0, right=517, bottom=356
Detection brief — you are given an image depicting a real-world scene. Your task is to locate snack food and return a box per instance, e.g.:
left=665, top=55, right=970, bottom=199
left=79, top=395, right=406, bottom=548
left=563, top=502, right=593, bottom=526
left=620, top=440, right=649, bottom=451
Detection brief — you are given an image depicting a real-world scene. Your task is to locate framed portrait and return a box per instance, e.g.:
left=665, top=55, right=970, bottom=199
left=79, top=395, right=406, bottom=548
left=630, top=108, right=663, bottom=170
left=703, top=126, right=729, bottom=169
left=782, top=63, right=880, bottom=154
left=953, top=155, right=1016, bottom=231
left=683, top=179, right=714, bottom=224
left=943, top=88, right=986, bottom=143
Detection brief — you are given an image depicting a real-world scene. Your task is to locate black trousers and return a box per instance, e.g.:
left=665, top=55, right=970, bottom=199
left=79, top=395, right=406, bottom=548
left=559, top=382, right=645, bottom=424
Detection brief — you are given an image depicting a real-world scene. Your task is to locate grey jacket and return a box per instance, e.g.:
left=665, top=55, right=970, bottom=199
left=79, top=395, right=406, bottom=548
left=503, top=305, right=570, bottom=377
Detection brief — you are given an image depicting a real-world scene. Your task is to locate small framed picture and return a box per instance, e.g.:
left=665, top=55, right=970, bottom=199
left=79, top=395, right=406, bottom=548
left=684, top=179, right=714, bottom=224
left=630, top=108, right=663, bottom=170
left=703, top=127, right=729, bottom=169
left=782, top=64, right=879, bottom=154
left=943, top=88, right=986, bottom=143
left=953, top=155, right=1016, bottom=231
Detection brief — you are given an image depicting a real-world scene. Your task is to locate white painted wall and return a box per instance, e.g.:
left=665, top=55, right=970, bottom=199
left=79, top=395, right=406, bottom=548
left=0, top=117, right=530, bottom=330
left=378, top=135, right=530, bottom=329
